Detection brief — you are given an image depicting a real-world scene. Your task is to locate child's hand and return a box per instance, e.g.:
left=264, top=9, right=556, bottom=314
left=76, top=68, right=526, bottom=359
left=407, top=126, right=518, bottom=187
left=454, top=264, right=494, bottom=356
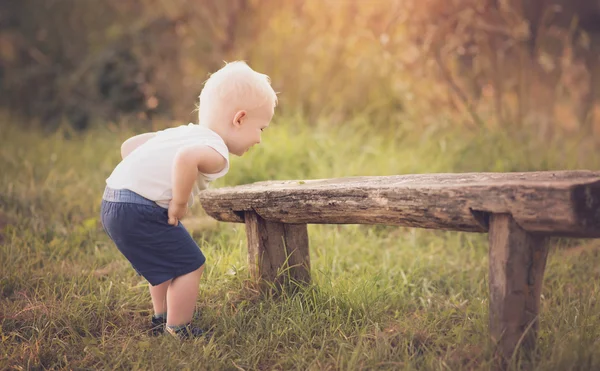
left=168, top=200, right=188, bottom=226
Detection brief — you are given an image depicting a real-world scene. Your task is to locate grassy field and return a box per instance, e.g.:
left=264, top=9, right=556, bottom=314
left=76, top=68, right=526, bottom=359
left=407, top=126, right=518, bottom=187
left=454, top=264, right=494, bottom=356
left=1, top=113, right=600, bottom=370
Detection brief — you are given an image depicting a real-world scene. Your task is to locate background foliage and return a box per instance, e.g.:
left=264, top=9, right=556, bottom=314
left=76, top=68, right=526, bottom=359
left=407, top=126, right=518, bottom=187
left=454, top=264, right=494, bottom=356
left=2, top=0, right=600, bottom=139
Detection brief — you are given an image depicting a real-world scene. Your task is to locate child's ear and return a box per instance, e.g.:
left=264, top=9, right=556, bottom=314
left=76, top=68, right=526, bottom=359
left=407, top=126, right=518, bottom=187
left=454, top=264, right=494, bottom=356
left=232, top=110, right=247, bottom=127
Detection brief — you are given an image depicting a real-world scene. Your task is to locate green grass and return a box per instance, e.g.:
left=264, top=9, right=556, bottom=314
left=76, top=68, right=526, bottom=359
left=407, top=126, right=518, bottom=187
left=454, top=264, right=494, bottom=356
left=1, top=112, right=600, bottom=370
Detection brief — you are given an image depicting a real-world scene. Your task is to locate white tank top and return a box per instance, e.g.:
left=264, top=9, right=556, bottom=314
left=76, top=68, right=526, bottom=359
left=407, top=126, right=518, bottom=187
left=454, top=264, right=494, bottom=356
left=106, top=123, right=230, bottom=208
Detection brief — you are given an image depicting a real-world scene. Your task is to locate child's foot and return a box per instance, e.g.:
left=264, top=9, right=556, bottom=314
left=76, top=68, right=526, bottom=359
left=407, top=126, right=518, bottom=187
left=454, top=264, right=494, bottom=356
left=165, top=323, right=212, bottom=340
left=150, top=314, right=166, bottom=335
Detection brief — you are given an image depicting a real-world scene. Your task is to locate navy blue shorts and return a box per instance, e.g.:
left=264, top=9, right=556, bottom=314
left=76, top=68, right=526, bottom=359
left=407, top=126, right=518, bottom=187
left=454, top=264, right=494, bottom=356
left=100, top=187, right=206, bottom=286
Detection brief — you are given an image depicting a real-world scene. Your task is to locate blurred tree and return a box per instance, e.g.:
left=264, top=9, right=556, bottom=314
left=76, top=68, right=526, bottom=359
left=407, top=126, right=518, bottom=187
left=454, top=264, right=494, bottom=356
left=407, top=0, right=600, bottom=135
left=1, top=0, right=599, bottom=142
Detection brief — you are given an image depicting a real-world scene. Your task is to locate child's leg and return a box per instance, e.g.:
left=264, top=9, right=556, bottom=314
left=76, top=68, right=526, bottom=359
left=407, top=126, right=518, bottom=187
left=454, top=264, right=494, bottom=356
left=149, top=279, right=172, bottom=315
left=148, top=279, right=172, bottom=334
left=166, top=265, right=205, bottom=326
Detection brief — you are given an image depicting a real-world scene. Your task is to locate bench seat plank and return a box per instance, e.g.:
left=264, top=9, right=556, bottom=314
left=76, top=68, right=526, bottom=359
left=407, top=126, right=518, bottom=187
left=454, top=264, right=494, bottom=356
left=199, top=171, right=600, bottom=237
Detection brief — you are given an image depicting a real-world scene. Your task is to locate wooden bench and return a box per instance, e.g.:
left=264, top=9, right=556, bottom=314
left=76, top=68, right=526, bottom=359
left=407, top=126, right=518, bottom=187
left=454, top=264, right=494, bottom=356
left=198, top=170, right=600, bottom=360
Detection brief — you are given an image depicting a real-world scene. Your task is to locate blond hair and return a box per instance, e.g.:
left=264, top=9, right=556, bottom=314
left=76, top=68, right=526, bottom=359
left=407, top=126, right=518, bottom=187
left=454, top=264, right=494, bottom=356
left=199, top=61, right=277, bottom=124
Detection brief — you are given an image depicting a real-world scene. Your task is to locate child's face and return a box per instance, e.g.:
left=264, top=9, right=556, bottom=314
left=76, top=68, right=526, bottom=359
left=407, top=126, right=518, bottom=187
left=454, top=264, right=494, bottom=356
left=228, top=104, right=274, bottom=156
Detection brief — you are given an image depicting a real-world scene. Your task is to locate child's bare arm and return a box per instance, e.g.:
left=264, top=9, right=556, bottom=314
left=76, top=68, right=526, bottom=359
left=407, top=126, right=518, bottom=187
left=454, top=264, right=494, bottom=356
left=168, top=145, right=227, bottom=225
left=121, top=132, right=156, bottom=159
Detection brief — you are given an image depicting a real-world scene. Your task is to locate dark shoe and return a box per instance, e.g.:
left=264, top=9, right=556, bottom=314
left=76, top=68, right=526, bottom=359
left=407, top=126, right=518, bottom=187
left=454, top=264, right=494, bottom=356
left=150, top=315, right=166, bottom=335
left=166, top=324, right=212, bottom=340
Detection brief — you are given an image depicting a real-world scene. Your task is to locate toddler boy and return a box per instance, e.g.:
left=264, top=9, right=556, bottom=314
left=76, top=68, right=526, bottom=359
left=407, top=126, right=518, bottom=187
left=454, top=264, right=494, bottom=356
left=100, top=61, right=277, bottom=338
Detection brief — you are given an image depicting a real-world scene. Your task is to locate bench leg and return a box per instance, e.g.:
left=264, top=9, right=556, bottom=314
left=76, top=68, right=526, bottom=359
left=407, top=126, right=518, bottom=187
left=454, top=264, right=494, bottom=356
left=244, top=211, right=310, bottom=290
left=488, top=213, right=549, bottom=361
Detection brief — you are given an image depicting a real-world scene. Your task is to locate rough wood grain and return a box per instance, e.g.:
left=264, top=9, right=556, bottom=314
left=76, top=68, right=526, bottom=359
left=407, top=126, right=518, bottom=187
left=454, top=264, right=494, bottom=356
left=488, top=214, right=549, bottom=360
left=199, top=171, right=600, bottom=237
left=245, top=211, right=310, bottom=288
